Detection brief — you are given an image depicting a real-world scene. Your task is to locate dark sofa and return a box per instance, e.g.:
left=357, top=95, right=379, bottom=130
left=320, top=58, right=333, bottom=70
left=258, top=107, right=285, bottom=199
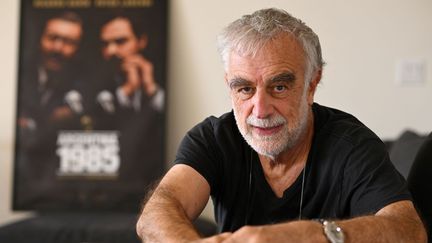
left=385, top=130, right=429, bottom=179
left=0, top=212, right=217, bottom=243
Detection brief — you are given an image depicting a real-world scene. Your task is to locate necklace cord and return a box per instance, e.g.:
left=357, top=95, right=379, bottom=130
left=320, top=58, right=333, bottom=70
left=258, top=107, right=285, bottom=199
left=298, top=163, right=306, bottom=220
left=245, top=150, right=307, bottom=224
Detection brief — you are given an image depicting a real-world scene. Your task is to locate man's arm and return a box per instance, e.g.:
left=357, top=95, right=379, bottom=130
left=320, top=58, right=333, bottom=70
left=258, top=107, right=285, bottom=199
left=202, top=200, right=426, bottom=243
left=136, top=164, right=211, bottom=242
left=338, top=200, right=426, bottom=242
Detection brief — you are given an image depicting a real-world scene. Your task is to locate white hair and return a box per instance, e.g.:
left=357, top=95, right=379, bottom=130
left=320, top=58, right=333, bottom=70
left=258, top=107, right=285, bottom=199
left=217, top=8, right=325, bottom=84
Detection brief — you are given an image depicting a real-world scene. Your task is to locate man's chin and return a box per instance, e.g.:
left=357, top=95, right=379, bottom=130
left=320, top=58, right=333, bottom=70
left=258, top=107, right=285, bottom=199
left=251, top=146, right=279, bottom=160
left=245, top=136, right=285, bottom=159
left=44, top=61, right=64, bottom=72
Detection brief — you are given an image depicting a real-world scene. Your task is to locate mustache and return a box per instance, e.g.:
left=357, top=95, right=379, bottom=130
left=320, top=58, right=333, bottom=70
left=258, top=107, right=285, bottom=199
left=44, top=51, right=67, bottom=63
left=246, top=115, right=286, bottom=128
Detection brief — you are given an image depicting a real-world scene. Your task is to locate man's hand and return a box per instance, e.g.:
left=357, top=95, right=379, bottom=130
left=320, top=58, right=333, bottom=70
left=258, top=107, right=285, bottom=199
left=193, top=232, right=232, bottom=243
left=197, top=201, right=426, bottom=243
left=224, top=222, right=326, bottom=243
left=18, top=117, right=36, bottom=130
left=120, top=54, right=157, bottom=97
left=50, top=106, right=74, bottom=122
left=197, top=221, right=326, bottom=243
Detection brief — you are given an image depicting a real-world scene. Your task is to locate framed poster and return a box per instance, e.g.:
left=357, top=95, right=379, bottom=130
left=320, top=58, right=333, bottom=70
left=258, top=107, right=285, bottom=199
left=13, top=0, right=167, bottom=212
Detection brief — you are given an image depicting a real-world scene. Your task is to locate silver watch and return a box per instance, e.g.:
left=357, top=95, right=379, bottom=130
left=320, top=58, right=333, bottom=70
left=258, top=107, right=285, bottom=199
left=322, top=220, right=345, bottom=243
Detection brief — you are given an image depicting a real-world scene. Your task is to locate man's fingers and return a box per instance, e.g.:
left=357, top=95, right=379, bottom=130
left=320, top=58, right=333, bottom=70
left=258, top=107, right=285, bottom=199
left=193, top=232, right=233, bottom=243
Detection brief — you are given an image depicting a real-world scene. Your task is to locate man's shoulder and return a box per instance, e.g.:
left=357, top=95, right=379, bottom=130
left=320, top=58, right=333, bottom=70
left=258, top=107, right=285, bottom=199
left=313, top=103, right=382, bottom=147
left=185, top=111, right=244, bottom=148
left=193, top=111, right=237, bottom=134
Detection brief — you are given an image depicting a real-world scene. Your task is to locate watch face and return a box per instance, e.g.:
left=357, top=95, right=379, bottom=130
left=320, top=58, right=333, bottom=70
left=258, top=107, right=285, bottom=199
left=323, top=221, right=345, bottom=243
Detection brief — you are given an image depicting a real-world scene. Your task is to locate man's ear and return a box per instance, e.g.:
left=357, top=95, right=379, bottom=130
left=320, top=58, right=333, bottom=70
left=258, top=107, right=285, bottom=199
left=307, top=69, right=322, bottom=105
left=138, top=34, right=148, bottom=50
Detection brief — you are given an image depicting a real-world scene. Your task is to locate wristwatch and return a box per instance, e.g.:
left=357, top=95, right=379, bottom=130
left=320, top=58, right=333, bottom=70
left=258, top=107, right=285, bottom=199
left=321, top=220, right=345, bottom=243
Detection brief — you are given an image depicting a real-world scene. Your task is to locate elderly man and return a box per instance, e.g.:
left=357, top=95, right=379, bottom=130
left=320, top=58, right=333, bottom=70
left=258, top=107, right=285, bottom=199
left=136, top=8, right=426, bottom=242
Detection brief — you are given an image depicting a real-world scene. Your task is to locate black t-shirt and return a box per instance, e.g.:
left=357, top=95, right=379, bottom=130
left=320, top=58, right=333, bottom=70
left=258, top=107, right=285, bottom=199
left=175, top=103, right=410, bottom=232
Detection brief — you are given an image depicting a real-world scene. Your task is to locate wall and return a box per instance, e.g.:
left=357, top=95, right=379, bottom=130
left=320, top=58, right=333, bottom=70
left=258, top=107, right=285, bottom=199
left=1, top=0, right=431, bottom=225
left=0, top=0, right=32, bottom=225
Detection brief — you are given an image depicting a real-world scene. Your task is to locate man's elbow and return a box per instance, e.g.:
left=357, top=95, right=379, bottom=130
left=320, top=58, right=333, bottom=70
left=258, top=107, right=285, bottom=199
left=403, top=212, right=428, bottom=243
left=136, top=213, right=146, bottom=241
left=415, top=221, right=428, bottom=243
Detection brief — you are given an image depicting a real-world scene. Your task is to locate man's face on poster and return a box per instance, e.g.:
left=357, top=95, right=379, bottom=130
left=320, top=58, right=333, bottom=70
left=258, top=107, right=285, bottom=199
left=100, top=17, right=146, bottom=65
left=40, top=18, right=82, bottom=73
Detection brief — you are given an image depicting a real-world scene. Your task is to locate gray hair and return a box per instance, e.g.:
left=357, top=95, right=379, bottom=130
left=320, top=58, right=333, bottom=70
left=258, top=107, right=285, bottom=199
left=217, top=8, right=324, bottom=84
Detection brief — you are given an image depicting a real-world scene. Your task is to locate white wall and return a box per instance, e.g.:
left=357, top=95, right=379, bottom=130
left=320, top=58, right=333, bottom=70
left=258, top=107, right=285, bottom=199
left=1, top=0, right=431, bottom=225
left=0, top=0, right=33, bottom=225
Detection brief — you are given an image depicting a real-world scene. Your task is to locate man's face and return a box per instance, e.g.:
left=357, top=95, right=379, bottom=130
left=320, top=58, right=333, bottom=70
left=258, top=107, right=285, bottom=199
left=100, top=18, right=141, bottom=62
left=226, top=34, right=317, bottom=158
left=40, top=19, right=82, bottom=72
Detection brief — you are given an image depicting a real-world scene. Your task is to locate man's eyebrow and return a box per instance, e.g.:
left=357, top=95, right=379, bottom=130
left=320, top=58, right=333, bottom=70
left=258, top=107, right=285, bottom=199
left=228, top=77, right=252, bottom=89
left=268, top=72, right=296, bottom=84
left=101, top=37, right=129, bottom=46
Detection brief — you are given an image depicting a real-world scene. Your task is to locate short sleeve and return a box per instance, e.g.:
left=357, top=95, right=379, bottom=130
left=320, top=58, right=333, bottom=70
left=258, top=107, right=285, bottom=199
left=341, top=139, right=411, bottom=216
left=174, top=118, right=222, bottom=194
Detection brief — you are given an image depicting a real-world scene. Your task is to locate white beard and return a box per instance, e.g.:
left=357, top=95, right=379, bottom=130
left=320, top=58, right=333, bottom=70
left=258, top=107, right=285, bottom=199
left=233, top=98, right=309, bottom=159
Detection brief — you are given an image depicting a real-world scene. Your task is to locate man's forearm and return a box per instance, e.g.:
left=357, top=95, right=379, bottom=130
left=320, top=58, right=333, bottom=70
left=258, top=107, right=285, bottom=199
left=339, top=214, right=426, bottom=243
left=136, top=186, right=202, bottom=242
left=220, top=215, right=425, bottom=243
left=218, top=201, right=426, bottom=243
left=339, top=201, right=427, bottom=243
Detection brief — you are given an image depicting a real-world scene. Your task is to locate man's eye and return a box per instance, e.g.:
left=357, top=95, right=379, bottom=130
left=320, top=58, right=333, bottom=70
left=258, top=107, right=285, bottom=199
left=273, top=85, right=286, bottom=92
left=232, top=86, right=255, bottom=100
left=239, top=87, right=253, bottom=94
left=114, top=38, right=128, bottom=45
left=269, top=85, right=290, bottom=98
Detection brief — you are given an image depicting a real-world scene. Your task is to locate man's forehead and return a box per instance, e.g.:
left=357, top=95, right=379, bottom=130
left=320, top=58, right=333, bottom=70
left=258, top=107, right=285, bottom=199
left=226, top=35, right=306, bottom=76
left=45, top=19, right=82, bottom=37
left=226, top=54, right=303, bottom=78
left=101, top=18, right=134, bottom=39
left=231, top=33, right=303, bottom=58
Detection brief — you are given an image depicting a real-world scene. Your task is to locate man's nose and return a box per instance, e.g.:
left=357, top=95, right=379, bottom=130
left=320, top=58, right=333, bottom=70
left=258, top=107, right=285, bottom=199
left=251, top=89, right=274, bottom=119
left=52, top=38, right=65, bottom=51
left=105, top=43, right=118, bottom=58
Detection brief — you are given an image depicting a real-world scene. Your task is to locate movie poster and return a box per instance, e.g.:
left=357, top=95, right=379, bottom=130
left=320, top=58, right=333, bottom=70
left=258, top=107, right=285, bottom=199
left=13, top=0, right=167, bottom=212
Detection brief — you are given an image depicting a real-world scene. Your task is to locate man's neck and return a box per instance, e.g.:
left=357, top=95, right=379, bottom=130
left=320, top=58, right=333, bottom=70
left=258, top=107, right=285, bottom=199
left=258, top=110, right=314, bottom=197
left=38, top=66, right=48, bottom=88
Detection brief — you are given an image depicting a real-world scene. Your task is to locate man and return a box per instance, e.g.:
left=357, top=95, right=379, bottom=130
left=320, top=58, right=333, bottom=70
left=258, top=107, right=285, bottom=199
left=15, top=11, right=87, bottom=209
left=96, top=15, right=164, bottom=115
left=18, top=11, right=85, bottom=134
left=137, top=8, right=426, bottom=242
left=89, top=15, right=166, bottom=210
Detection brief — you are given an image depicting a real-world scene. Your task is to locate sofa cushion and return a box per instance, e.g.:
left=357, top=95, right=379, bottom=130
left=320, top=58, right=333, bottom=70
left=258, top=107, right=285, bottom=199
left=0, top=213, right=217, bottom=243
left=389, top=130, right=427, bottom=178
